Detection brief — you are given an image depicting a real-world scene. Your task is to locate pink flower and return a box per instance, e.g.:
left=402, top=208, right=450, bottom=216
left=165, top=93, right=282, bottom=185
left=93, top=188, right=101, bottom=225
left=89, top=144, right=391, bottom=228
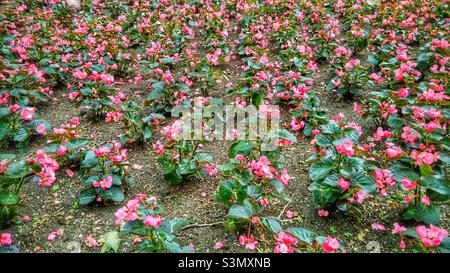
left=392, top=223, right=407, bottom=234
left=421, top=196, right=431, bottom=206
left=73, top=69, right=87, bottom=80
left=214, top=241, right=224, bottom=249
left=344, top=122, right=362, bottom=136
left=371, top=223, right=386, bottom=231
left=20, top=107, right=35, bottom=121
left=36, top=124, right=47, bottom=135
left=68, top=92, right=79, bottom=100
left=274, top=232, right=298, bottom=253
left=259, top=198, right=268, bottom=206
left=162, top=70, right=174, bottom=84
left=394, top=69, right=404, bottom=81
left=322, top=237, right=340, bottom=253
left=353, top=102, right=362, bottom=114
left=100, top=176, right=112, bottom=190
left=153, top=140, right=164, bottom=155
left=85, top=236, right=99, bottom=248
left=318, top=209, right=329, bottom=217
left=47, top=229, right=64, bottom=241
left=57, top=145, right=68, bottom=156
left=401, top=126, right=419, bottom=145
left=401, top=178, right=416, bottom=190
left=285, top=210, right=295, bottom=219
left=92, top=176, right=112, bottom=190
left=248, top=156, right=275, bottom=180
left=9, top=104, right=20, bottom=113
left=277, top=169, right=290, bottom=186
left=143, top=215, right=162, bottom=228
left=373, top=127, right=392, bottom=141
left=65, top=168, right=74, bottom=177
left=398, top=87, right=409, bottom=98
left=205, top=163, right=218, bottom=176
left=239, top=235, right=258, bottom=250
left=0, top=233, right=12, bottom=246
left=399, top=240, right=406, bottom=249
left=374, top=169, right=395, bottom=194
left=359, top=189, right=369, bottom=203
left=105, top=111, right=123, bottom=123
left=338, top=178, right=350, bottom=190
left=404, top=195, right=414, bottom=203
left=94, top=147, right=110, bottom=157
left=370, top=73, right=383, bottom=83
left=336, top=140, right=355, bottom=157
left=416, top=225, right=448, bottom=248
left=100, top=73, right=114, bottom=85
left=410, top=150, right=439, bottom=166
left=385, top=143, right=403, bottom=158
left=35, top=150, right=59, bottom=187
left=290, top=117, right=304, bottom=131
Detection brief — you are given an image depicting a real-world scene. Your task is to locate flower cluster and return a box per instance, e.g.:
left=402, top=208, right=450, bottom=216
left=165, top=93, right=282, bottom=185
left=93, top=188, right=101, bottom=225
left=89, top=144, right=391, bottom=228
left=79, top=142, right=132, bottom=205
left=115, top=194, right=193, bottom=253
left=308, top=118, right=376, bottom=215
left=154, top=119, right=214, bottom=184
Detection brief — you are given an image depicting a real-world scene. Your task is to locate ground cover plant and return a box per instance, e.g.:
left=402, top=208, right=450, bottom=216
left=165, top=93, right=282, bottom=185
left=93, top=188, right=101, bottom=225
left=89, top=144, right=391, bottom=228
left=0, top=0, right=448, bottom=254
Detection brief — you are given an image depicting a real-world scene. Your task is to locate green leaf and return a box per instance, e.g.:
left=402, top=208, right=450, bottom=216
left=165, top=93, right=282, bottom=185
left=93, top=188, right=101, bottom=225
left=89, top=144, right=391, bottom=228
left=215, top=180, right=235, bottom=205
left=286, top=227, right=317, bottom=245
left=194, top=152, right=213, bottom=162
left=273, top=129, right=297, bottom=143
left=216, top=163, right=235, bottom=172
left=438, top=237, right=450, bottom=253
left=161, top=239, right=184, bottom=253
left=415, top=203, right=440, bottom=225
left=159, top=218, right=188, bottom=236
left=0, top=190, right=20, bottom=206
left=387, top=114, right=404, bottom=128
left=351, top=173, right=376, bottom=193
left=252, top=92, right=263, bottom=108
left=0, top=107, right=9, bottom=118
left=228, top=204, right=253, bottom=219
left=120, top=220, right=147, bottom=236
left=176, top=82, right=190, bottom=92
left=321, top=121, right=341, bottom=135
left=147, top=81, right=165, bottom=100
left=142, top=126, right=152, bottom=140
left=81, top=151, right=98, bottom=169
left=419, top=164, right=433, bottom=176
left=309, top=160, right=334, bottom=181
left=309, top=183, right=338, bottom=207
left=417, top=52, right=433, bottom=70
left=161, top=57, right=175, bottom=64
left=421, top=176, right=450, bottom=199
left=5, top=161, right=29, bottom=178
left=261, top=217, right=283, bottom=233
left=79, top=188, right=96, bottom=205
left=0, top=154, right=16, bottom=160
left=316, top=135, right=333, bottom=147
left=270, top=179, right=284, bottom=193
left=99, top=231, right=121, bottom=253
left=0, top=245, right=20, bottom=253
left=13, top=128, right=30, bottom=142
left=100, top=187, right=125, bottom=203
left=247, top=185, right=262, bottom=198
left=228, top=141, right=253, bottom=158
left=367, top=55, right=378, bottom=65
